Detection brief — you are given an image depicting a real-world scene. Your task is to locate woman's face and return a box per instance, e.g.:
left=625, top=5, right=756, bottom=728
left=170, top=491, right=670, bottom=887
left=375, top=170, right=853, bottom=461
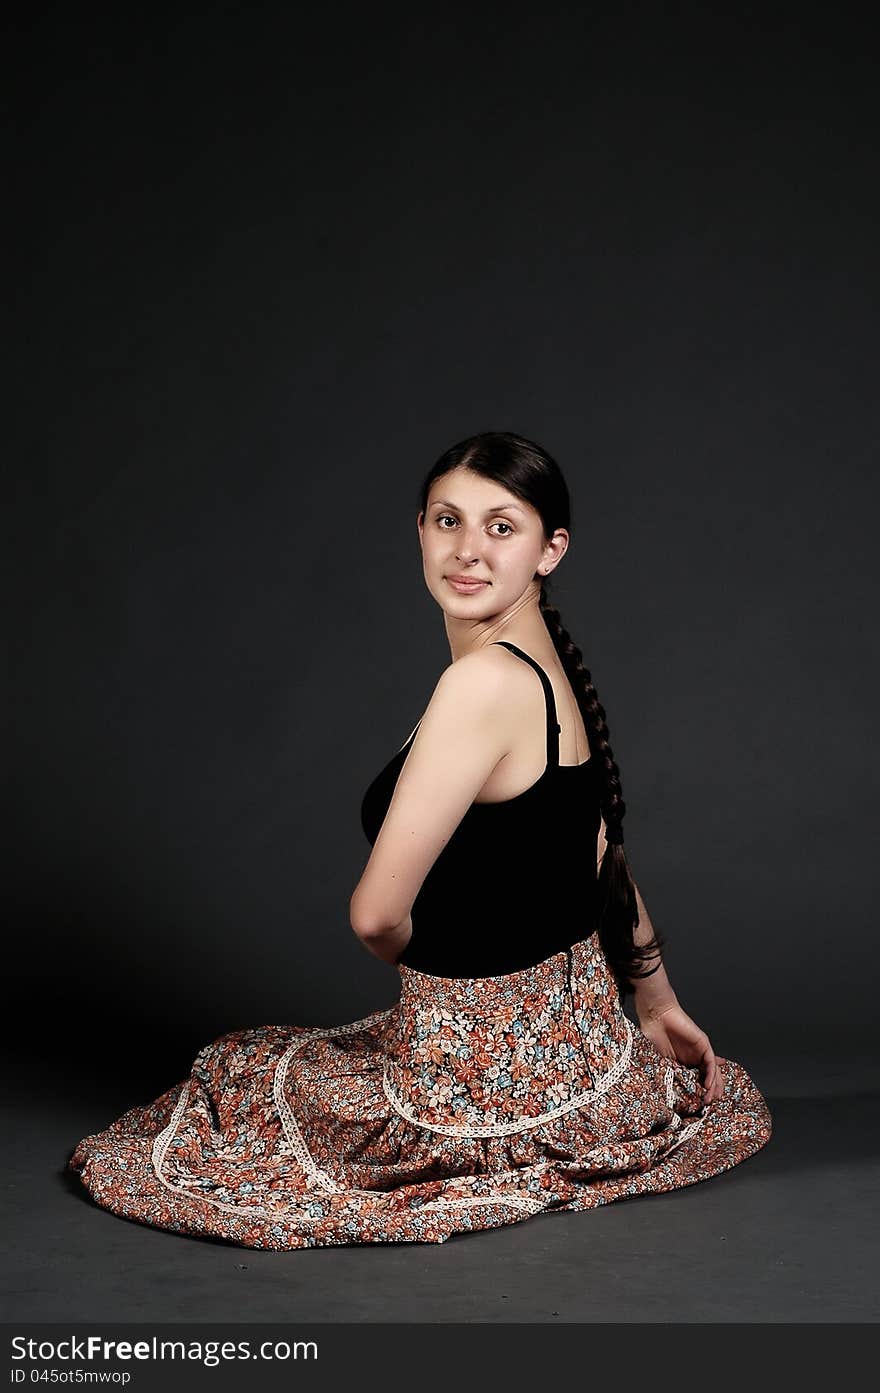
left=418, top=467, right=565, bottom=620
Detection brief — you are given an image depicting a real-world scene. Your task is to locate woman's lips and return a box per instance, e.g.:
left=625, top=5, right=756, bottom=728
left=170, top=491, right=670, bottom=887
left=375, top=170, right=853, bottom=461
left=446, top=577, right=489, bottom=593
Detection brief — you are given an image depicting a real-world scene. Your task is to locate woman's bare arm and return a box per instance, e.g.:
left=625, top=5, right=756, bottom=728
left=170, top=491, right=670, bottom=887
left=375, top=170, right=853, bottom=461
left=597, top=822, right=679, bottom=1019
left=628, top=879, right=680, bottom=1019
left=596, top=823, right=722, bottom=1100
left=350, top=650, right=511, bottom=947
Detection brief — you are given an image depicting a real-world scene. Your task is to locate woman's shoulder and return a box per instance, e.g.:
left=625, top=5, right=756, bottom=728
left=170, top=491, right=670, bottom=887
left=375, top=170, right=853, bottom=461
left=431, top=645, right=511, bottom=709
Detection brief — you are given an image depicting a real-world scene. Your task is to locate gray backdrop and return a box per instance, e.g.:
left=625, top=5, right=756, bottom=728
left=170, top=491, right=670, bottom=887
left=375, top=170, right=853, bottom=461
left=8, top=4, right=877, bottom=1106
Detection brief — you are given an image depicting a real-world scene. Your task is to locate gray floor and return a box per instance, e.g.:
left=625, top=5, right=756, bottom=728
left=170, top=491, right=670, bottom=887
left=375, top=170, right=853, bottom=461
left=3, top=1047, right=878, bottom=1324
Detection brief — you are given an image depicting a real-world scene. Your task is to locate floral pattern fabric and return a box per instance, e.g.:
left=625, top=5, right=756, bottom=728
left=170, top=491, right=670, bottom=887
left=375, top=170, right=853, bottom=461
left=66, top=933, right=772, bottom=1248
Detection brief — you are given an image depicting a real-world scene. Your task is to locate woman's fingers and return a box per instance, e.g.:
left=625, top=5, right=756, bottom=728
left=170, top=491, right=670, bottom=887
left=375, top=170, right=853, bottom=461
left=713, top=1056, right=725, bottom=1101
left=702, top=1052, right=725, bottom=1104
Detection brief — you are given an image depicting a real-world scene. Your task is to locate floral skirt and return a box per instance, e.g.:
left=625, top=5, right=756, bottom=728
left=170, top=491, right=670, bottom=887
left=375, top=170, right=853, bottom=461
left=66, top=933, right=772, bottom=1248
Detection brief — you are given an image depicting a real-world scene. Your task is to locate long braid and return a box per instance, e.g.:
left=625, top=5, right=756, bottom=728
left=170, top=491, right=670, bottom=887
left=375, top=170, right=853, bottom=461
left=539, top=584, right=665, bottom=998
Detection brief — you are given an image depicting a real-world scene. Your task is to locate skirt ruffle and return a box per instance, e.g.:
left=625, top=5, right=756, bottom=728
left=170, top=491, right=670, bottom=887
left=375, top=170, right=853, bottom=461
left=66, top=934, right=772, bottom=1248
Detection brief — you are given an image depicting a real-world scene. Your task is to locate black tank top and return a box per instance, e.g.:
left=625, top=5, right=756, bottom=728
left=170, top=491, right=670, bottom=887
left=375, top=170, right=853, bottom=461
left=359, top=641, right=602, bottom=978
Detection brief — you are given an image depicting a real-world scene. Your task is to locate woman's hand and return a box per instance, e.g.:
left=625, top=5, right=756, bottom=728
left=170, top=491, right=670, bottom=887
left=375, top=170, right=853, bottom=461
left=637, top=1003, right=725, bottom=1104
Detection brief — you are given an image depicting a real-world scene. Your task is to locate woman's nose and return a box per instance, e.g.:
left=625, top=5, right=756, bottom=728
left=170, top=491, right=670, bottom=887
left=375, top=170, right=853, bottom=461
left=455, top=532, right=483, bottom=560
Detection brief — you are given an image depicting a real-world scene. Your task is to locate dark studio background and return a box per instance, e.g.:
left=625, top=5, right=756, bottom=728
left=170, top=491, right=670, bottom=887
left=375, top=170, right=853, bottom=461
left=5, top=2, right=879, bottom=1325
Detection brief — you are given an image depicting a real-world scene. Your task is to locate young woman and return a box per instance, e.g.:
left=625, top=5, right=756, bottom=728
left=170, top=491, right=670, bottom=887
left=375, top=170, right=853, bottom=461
left=67, top=432, right=772, bottom=1248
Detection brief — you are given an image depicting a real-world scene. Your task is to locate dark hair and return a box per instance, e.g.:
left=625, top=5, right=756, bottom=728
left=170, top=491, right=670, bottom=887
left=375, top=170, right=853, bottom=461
left=417, top=430, right=664, bottom=1000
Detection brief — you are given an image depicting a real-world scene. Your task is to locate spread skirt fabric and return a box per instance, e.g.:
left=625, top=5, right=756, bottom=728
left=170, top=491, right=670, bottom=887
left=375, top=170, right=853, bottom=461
left=66, top=933, right=773, bottom=1249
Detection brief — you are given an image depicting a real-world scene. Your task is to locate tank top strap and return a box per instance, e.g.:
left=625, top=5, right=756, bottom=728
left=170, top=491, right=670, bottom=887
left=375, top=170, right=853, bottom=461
left=490, top=641, right=560, bottom=769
